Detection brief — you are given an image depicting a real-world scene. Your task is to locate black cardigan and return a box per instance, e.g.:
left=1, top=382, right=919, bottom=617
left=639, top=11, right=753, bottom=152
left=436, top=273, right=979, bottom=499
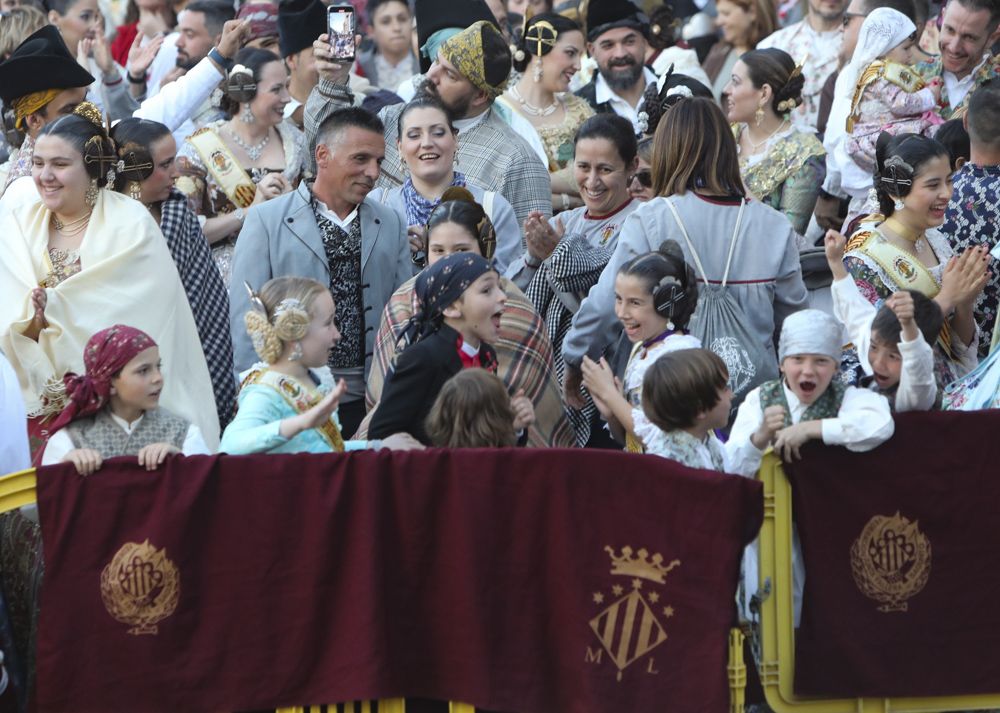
left=368, top=324, right=498, bottom=444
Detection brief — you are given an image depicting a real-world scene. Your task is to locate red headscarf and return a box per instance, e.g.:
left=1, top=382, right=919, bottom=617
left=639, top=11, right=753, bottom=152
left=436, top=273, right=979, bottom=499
left=47, top=325, right=157, bottom=434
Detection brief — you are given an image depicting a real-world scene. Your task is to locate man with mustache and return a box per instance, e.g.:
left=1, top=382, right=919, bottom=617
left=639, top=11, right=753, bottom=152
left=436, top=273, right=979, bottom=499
left=574, top=0, right=655, bottom=134
left=915, top=0, right=1000, bottom=119
left=229, top=107, right=413, bottom=436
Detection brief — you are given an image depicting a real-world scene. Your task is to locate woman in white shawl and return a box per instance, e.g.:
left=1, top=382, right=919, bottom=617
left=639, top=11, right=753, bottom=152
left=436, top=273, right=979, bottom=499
left=825, top=8, right=921, bottom=221
left=0, top=102, right=220, bottom=453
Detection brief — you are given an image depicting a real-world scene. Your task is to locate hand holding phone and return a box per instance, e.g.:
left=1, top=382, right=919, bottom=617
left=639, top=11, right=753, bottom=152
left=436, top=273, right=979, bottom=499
left=327, top=4, right=356, bottom=62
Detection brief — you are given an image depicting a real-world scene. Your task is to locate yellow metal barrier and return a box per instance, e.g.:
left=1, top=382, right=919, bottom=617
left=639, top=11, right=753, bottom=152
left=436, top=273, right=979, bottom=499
left=756, top=452, right=1000, bottom=712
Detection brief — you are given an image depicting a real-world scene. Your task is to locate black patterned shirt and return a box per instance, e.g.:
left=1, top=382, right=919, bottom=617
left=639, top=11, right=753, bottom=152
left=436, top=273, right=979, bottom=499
left=312, top=201, right=365, bottom=370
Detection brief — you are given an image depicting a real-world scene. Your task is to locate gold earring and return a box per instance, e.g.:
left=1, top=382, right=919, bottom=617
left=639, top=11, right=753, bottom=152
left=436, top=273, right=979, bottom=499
left=754, top=105, right=765, bottom=127
left=126, top=180, right=142, bottom=201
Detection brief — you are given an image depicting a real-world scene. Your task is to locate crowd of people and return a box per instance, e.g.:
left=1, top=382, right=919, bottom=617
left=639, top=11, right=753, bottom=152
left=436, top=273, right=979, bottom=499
left=0, top=0, right=999, bottom=704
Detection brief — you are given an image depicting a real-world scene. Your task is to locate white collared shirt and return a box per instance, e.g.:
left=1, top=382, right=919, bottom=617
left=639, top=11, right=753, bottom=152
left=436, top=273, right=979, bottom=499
left=943, top=53, right=989, bottom=111
left=453, top=110, right=490, bottom=134
left=594, top=66, right=657, bottom=134
left=313, top=196, right=359, bottom=231
left=459, top=339, right=480, bottom=359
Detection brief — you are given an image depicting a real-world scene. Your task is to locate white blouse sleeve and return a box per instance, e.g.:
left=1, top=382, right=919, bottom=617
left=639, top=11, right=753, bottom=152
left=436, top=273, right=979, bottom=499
left=820, top=386, right=895, bottom=452
left=723, top=386, right=767, bottom=477
left=830, top=275, right=876, bottom=370
left=893, top=336, right=938, bottom=412
left=41, top=429, right=75, bottom=466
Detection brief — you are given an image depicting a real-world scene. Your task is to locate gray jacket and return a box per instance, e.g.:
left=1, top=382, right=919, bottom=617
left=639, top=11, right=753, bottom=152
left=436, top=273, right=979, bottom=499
left=229, top=181, right=413, bottom=375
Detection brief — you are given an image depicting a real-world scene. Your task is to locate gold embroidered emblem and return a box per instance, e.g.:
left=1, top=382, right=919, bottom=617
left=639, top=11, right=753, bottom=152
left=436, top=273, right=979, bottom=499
left=101, top=539, right=180, bottom=635
left=893, top=256, right=917, bottom=282
left=588, top=546, right=681, bottom=681
left=850, top=512, right=931, bottom=613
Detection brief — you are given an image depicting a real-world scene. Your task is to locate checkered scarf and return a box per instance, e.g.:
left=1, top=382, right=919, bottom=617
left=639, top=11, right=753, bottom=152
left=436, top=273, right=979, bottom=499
left=159, top=188, right=237, bottom=427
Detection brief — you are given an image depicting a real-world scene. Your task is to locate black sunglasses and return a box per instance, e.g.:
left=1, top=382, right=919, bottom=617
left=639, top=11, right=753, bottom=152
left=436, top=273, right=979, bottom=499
left=628, top=170, right=652, bottom=188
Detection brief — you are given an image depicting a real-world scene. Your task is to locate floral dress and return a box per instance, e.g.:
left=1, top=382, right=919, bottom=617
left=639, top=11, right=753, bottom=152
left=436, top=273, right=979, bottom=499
left=502, top=92, right=594, bottom=172
left=175, top=119, right=305, bottom=285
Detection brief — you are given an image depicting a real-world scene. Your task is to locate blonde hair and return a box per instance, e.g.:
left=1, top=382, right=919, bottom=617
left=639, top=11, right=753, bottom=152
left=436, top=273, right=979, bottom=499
left=0, top=6, right=47, bottom=60
left=425, top=370, right=518, bottom=448
left=244, top=277, right=329, bottom=364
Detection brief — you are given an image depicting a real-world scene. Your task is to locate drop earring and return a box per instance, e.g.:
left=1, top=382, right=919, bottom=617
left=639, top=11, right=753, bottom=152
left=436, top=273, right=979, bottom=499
left=754, top=105, right=765, bottom=127
left=893, top=197, right=905, bottom=211
left=241, top=103, right=255, bottom=124
left=85, top=178, right=98, bottom=207
left=288, top=341, right=303, bottom=361
left=126, top=180, right=142, bottom=201
left=533, top=60, right=542, bottom=83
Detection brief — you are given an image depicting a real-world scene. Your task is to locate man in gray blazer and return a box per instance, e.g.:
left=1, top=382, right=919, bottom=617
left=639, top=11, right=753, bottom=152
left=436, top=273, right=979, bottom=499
left=230, top=107, right=413, bottom=435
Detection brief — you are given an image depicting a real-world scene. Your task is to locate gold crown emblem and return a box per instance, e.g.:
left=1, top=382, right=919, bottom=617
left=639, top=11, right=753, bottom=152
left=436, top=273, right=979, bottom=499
left=605, top=545, right=680, bottom=584
left=101, top=539, right=180, bottom=635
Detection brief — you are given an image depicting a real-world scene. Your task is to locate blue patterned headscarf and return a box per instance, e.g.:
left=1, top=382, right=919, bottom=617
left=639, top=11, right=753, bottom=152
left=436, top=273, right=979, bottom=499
left=401, top=252, right=495, bottom=345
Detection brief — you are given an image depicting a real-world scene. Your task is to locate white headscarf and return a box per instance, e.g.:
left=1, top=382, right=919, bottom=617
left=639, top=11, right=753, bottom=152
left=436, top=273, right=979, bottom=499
left=778, top=309, right=844, bottom=362
left=829, top=8, right=916, bottom=144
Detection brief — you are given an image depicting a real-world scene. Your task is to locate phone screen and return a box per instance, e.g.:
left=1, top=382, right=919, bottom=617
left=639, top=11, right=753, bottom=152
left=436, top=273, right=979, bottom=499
left=327, top=6, right=355, bottom=61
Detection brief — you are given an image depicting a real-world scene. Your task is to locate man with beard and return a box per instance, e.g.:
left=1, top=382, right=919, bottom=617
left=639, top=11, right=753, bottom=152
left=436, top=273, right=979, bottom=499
left=574, top=0, right=655, bottom=135
left=229, top=107, right=412, bottom=435
left=916, top=0, right=1000, bottom=119
left=305, top=0, right=551, bottom=231
left=756, top=0, right=847, bottom=131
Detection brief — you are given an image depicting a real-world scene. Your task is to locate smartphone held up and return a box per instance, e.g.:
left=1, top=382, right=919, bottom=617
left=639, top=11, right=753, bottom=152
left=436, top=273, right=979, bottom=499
left=327, top=4, right=356, bottom=61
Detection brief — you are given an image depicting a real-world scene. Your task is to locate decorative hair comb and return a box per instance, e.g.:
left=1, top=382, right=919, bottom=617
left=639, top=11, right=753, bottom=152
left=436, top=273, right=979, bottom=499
left=244, top=281, right=268, bottom=316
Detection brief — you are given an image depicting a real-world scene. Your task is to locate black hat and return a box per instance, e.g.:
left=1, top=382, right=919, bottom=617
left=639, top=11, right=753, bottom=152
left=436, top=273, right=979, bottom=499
left=583, top=0, right=649, bottom=42
left=415, top=0, right=498, bottom=74
left=0, top=26, right=94, bottom=105
left=278, top=0, right=327, bottom=58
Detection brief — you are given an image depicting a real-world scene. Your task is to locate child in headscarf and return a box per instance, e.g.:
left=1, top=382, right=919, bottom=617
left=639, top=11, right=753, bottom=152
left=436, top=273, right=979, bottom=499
left=726, top=308, right=895, bottom=468
left=839, top=8, right=944, bottom=178
left=41, top=325, right=211, bottom=475
left=368, top=252, right=534, bottom=444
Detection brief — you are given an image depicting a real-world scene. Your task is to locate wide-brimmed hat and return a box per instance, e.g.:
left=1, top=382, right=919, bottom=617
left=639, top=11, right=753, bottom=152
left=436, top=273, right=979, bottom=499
left=0, top=26, right=94, bottom=104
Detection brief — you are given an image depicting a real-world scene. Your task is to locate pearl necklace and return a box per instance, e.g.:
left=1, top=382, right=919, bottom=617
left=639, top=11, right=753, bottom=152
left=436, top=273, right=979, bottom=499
left=226, top=125, right=271, bottom=162
left=51, top=211, right=92, bottom=238
left=509, top=85, right=559, bottom=117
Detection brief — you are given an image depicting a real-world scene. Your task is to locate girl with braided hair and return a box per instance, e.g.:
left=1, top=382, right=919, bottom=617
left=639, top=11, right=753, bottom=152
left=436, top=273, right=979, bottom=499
left=0, top=100, right=219, bottom=456
left=221, top=276, right=422, bottom=454
left=723, top=48, right=825, bottom=236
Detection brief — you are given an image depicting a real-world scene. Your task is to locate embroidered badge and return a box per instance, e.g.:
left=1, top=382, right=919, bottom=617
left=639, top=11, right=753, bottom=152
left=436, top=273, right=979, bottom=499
left=101, top=539, right=180, bottom=635
left=587, top=546, right=681, bottom=681
left=893, top=256, right=918, bottom=282
left=599, top=224, right=618, bottom=246
left=850, top=512, right=931, bottom=613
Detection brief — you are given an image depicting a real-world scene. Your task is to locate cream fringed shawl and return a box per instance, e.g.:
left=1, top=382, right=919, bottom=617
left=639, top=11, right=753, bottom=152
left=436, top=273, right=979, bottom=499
left=0, top=177, right=221, bottom=448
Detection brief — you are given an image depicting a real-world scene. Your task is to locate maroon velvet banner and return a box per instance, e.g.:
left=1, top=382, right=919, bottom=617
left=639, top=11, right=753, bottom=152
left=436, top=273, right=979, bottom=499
left=791, top=411, right=1000, bottom=698
left=34, top=449, right=761, bottom=713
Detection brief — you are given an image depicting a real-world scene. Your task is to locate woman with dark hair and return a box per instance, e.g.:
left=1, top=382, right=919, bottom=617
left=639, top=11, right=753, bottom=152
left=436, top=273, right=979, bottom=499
left=500, top=12, right=592, bottom=210
left=176, top=46, right=305, bottom=286
left=842, top=132, right=986, bottom=384
left=370, top=93, right=522, bottom=273
left=0, top=102, right=220, bottom=455
left=507, top=113, right=641, bottom=446
left=110, top=117, right=236, bottom=427
left=359, top=187, right=573, bottom=448
left=562, top=97, right=808, bottom=414
left=723, top=48, right=825, bottom=236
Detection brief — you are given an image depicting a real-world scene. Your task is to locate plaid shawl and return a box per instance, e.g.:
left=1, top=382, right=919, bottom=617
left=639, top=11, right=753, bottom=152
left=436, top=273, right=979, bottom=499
left=359, top=276, right=574, bottom=448
left=159, top=188, right=237, bottom=427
